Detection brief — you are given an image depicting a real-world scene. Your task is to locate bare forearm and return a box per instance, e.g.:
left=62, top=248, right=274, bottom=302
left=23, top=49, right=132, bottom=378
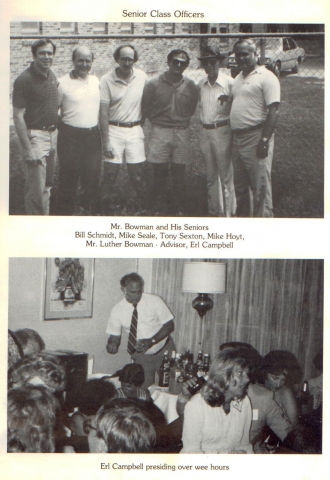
left=262, top=103, right=280, bottom=140
left=151, top=320, right=174, bottom=344
left=13, top=112, right=34, bottom=157
left=99, top=104, right=110, bottom=144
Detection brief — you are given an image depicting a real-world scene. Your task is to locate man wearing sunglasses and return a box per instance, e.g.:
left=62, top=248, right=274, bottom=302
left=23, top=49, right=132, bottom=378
left=198, top=46, right=236, bottom=217
left=142, top=49, right=198, bottom=216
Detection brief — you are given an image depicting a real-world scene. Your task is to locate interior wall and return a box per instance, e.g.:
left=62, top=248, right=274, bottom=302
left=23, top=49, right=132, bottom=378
left=8, top=258, right=153, bottom=374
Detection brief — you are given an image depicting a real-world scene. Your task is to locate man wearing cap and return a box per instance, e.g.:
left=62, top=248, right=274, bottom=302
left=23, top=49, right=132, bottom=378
left=198, top=46, right=236, bottom=217
left=57, top=46, right=102, bottom=215
left=99, top=45, right=148, bottom=214
left=12, top=38, right=58, bottom=215
left=142, top=49, right=199, bottom=216
left=106, top=273, right=175, bottom=388
left=230, top=39, right=280, bottom=217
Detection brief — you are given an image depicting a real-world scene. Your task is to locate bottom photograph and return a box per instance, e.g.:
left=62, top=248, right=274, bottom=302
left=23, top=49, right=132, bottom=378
left=7, top=258, right=323, bottom=454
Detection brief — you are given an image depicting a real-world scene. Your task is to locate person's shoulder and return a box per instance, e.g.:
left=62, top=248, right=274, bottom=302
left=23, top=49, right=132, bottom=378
left=134, top=68, right=148, bottom=78
left=185, top=76, right=198, bottom=89
left=249, top=383, right=273, bottom=399
left=58, top=72, right=70, bottom=84
left=14, top=65, right=33, bottom=83
left=277, top=385, right=294, bottom=402
left=146, top=74, right=161, bottom=87
left=142, top=292, right=163, bottom=303
left=100, top=70, right=113, bottom=83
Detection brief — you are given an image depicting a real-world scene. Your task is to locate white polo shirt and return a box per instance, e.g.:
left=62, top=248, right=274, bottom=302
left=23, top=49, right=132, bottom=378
left=199, top=72, right=234, bottom=124
left=230, top=66, right=280, bottom=130
left=58, top=72, right=100, bottom=128
left=99, top=68, right=148, bottom=123
left=106, top=293, right=174, bottom=355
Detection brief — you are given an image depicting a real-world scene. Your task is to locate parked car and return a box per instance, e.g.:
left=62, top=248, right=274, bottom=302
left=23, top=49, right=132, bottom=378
left=227, top=37, right=306, bottom=78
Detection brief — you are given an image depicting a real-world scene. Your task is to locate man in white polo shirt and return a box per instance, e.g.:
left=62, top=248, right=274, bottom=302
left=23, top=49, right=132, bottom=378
left=57, top=45, right=102, bottom=215
left=230, top=39, right=280, bottom=217
left=99, top=45, right=148, bottom=215
left=106, top=273, right=175, bottom=388
left=198, top=46, right=236, bottom=217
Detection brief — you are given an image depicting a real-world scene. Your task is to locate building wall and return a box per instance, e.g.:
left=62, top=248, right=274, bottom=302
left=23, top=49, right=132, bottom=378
left=8, top=258, right=153, bottom=374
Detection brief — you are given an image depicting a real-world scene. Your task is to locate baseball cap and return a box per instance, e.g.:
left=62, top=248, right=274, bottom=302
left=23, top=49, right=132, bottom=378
left=198, top=46, right=229, bottom=60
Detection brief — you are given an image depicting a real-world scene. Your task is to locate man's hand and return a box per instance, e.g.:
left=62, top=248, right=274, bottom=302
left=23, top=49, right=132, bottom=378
left=135, top=338, right=153, bottom=354
left=106, top=342, right=119, bottom=354
left=256, top=138, right=269, bottom=159
left=181, top=377, right=197, bottom=399
left=103, top=140, right=115, bottom=159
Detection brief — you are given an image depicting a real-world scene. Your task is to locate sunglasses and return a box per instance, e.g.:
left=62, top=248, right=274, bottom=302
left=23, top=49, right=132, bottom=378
left=171, top=58, right=188, bottom=67
left=202, top=58, right=218, bottom=66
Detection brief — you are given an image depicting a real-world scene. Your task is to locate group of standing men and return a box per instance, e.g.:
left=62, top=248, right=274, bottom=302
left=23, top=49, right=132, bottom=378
left=13, top=38, right=280, bottom=217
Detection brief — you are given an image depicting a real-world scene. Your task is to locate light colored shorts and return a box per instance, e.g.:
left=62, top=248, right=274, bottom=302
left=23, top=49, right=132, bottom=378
left=147, top=124, right=190, bottom=165
left=105, top=124, right=145, bottom=164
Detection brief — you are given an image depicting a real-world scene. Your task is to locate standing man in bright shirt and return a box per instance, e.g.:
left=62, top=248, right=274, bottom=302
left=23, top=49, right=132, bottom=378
left=99, top=45, right=148, bottom=215
left=198, top=46, right=236, bottom=217
left=57, top=46, right=102, bottom=215
left=230, top=38, right=280, bottom=217
left=12, top=39, right=58, bottom=215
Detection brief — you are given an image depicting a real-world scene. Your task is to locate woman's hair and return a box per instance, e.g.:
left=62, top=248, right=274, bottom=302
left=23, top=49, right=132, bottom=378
left=260, top=350, right=302, bottom=386
left=202, top=350, right=249, bottom=407
left=8, top=353, right=66, bottom=392
left=219, top=342, right=262, bottom=383
left=14, top=328, right=45, bottom=355
left=95, top=398, right=156, bottom=453
left=76, top=379, right=117, bottom=416
left=7, top=384, right=57, bottom=452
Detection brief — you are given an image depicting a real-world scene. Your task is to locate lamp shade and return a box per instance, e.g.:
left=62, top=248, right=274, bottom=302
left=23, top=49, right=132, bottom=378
left=182, top=262, right=226, bottom=294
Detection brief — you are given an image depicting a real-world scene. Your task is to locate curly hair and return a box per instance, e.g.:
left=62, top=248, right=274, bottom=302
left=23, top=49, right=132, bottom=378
left=96, top=398, right=156, bottom=453
left=8, top=353, right=66, bottom=392
left=7, top=384, right=58, bottom=452
left=202, top=350, right=249, bottom=407
left=120, top=272, right=144, bottom=288
left=260, top=350, right=302, bottom=387
left=13, top=328, right=45, bottom=355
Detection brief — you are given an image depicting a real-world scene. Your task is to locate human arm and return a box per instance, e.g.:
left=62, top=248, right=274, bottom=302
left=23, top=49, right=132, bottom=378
left=275, top=386, right=298, bottom=425
left=176, top=377, right=195, bottom=416
left=13, top=107, right=38, bottom=162
left=106, top=334, right=121, bottom=354
left=136, top=319, right=174, bottom=354
left=99, top=102, right=114, bottom=158
left=237, top=397, right=254, bottom=454
left=181, top=395, right=204, bottom=453
left=256, top=102, right=280, bottom=158
left=141, top=80, right=155, bottom=122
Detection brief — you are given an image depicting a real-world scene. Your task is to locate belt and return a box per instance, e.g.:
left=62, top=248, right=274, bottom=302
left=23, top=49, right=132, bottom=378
left=30, top=125, right=57, bottom=132
left=232, top=123, right=264, bottom=135
left=154, top=124, right=188, bottom=130
left=108, top=120, right=141, bottom=128
left=60, top=123, right=99, bottom=132
left=203, top=119, right=229, bottom=130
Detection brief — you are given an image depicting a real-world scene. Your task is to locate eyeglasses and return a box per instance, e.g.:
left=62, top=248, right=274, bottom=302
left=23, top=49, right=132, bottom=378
left=202, top=58, right=218, bottom=66
left=119, top=57, right=134, bottom=64
left=171, top=58, right=188, bottom=67
left=83, top=419, right=97, bottom=435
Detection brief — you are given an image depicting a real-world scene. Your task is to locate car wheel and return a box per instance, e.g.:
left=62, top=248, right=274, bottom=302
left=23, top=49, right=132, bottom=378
left=273, top=61, right=281, bottom=78
left=291, top=58, right=300, bottom=74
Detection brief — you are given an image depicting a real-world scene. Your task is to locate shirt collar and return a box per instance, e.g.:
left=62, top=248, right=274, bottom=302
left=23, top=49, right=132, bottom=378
left=113, top=68, right=136, bottom=83
left=162, top=71, right=185, bottom=87
left=69, top=70, right=90, bottom=80
left=203, top=72, right=227, bottom=88
left=239, top=65, right=265, bottom=79
left=232, top=398, right=243, bottom=412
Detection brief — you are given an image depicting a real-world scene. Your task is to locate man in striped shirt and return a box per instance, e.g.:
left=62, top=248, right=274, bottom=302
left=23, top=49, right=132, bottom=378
left=198, top=46, right=236, bottom=217
left=12, top=39, right=58, bottom=215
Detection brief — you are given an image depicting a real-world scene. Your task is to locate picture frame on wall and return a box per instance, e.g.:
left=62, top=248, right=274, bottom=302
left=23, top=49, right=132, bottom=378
left=44, top=258, right=94, bottom=320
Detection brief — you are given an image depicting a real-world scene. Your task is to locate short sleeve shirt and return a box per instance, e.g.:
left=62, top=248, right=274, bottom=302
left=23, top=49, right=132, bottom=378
left=12, top=62, right=58, bottom=129
left=230, top=66, right=280, bottom=130
left=199, top=72, right=234, bottom=124
left=99, top=68, right=148, bottom=122
left=58, top=72, right=100, bottom=128
left=106, top=293, right=174, bottom=354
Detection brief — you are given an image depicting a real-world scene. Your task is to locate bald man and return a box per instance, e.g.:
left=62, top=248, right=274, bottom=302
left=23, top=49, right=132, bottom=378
left=57, top=45, right=102, bottom=215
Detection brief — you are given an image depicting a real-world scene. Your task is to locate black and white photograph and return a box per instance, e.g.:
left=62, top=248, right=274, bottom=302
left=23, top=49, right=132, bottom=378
left=7, top=258, right=323, bottom=454
left=9, top=21, right=324, bottom=218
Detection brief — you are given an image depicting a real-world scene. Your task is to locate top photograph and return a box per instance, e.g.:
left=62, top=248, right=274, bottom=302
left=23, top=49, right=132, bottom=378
left=9, top=22, right=324, bottom=218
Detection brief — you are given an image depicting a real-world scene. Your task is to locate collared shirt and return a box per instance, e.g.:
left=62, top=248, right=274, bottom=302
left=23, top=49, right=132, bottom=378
left=106, top=292, right=174, bottom=355
left=99, top=68, right=148, bottom=122
left=58, top=71, right=100, bottom=128
left=199, top=72, right=234, bottom=124
left=230, top=65, right=280, bottom=130
left=142, top=72, right=199, bottom=128
left=12, top=62, right=58, bottom=129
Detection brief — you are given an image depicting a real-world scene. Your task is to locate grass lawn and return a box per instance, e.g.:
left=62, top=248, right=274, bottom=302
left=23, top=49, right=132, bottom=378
left=9, top=72, right=324, bottom=217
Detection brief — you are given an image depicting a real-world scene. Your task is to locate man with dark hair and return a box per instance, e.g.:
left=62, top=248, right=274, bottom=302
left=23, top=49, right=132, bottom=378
left=106, top=272, right=175, bottom=388
left=12, top=38, right=58, bottom=215
left=99, top=45, right=148, bottom=214
left=57, top=45, right=102, bottom=215
left=198, top=46, right=236, bottom=217
left=230, top=39, right=280, bottom=217
left=142, top=49, right=198, bottom=216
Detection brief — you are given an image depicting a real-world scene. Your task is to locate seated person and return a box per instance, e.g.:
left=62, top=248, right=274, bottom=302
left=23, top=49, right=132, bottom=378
left=260, top=350, right=302, bottom=425
left=180, top=349, right=254, bottom=453
left=8, top=384, right=58, bottom=452
left=87, top=397, right=156, bottom=453
left=13, top=328, right=45, bottom=356
left=110, top=363, right=152, bottom=401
